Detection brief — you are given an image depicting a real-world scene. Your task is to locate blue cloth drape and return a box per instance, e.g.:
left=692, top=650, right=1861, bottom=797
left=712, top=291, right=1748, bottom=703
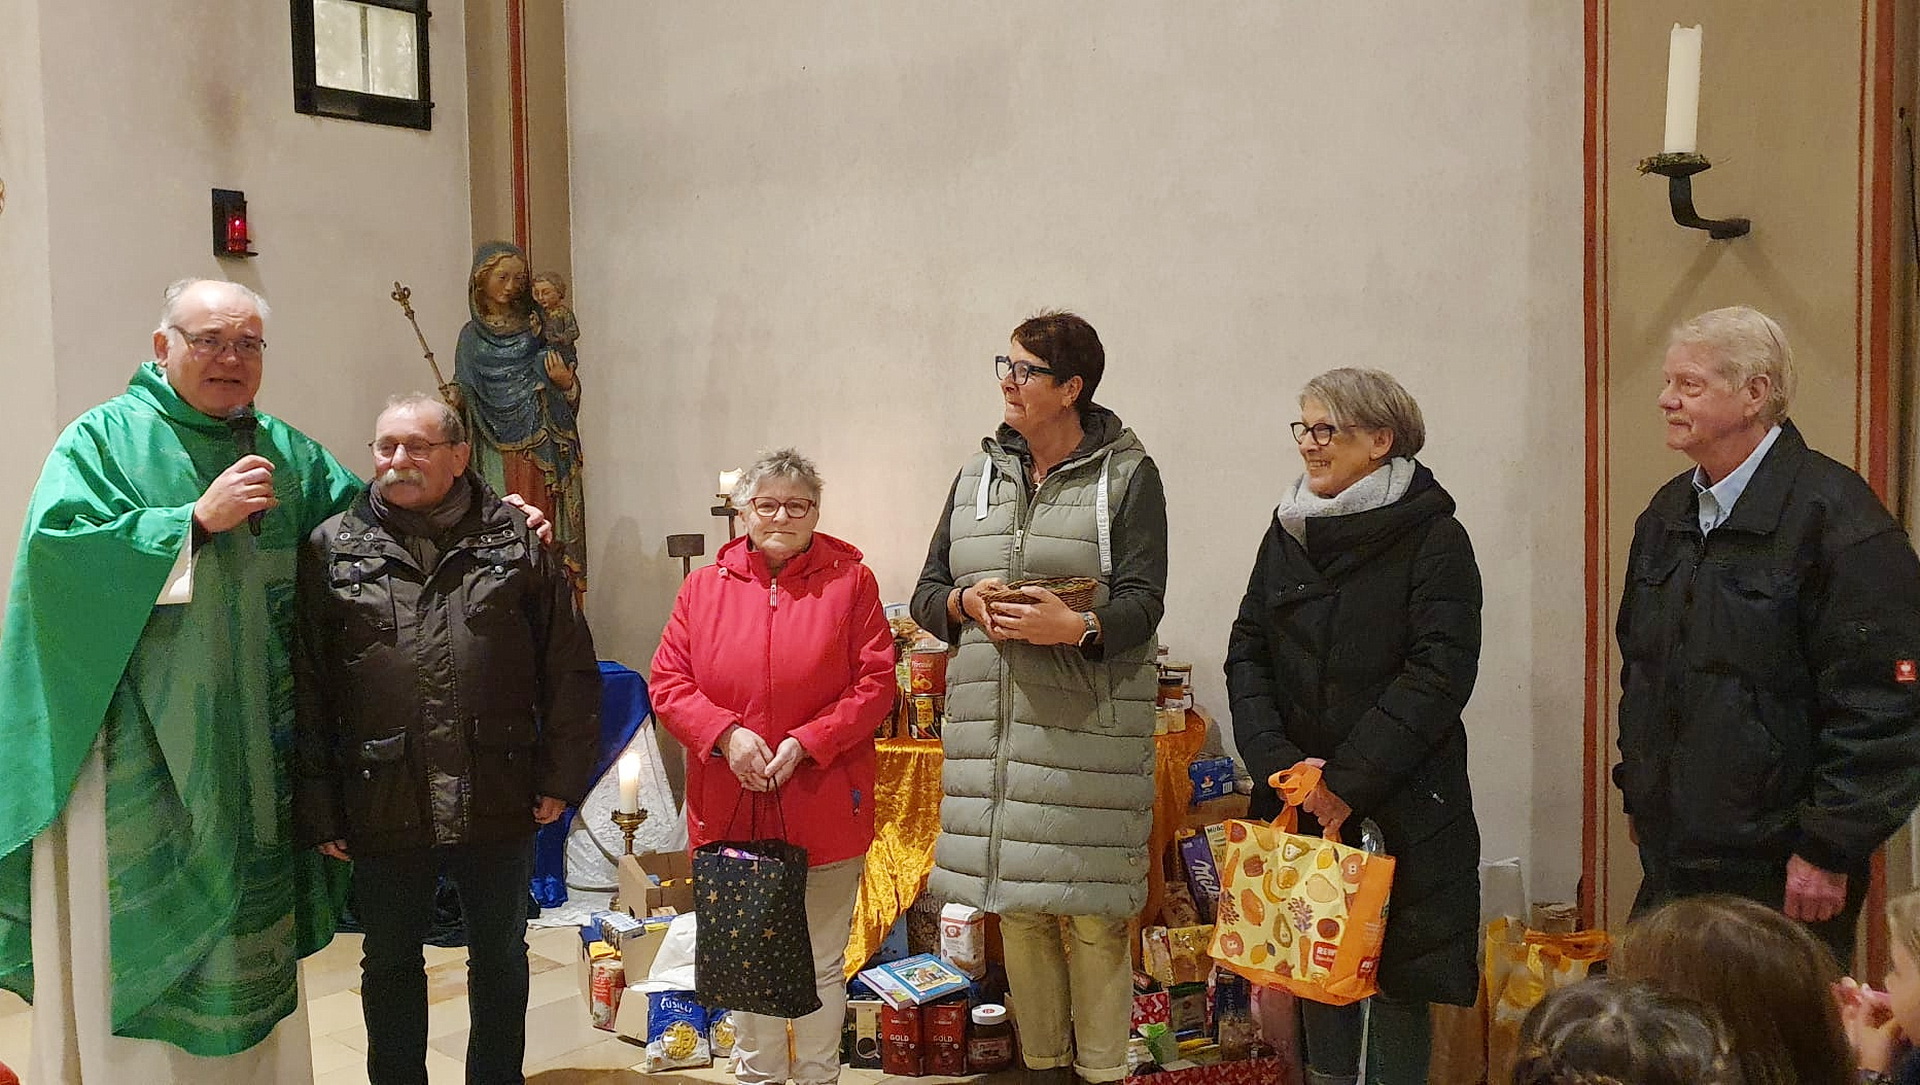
left=530, top=661, right=650, bottom=907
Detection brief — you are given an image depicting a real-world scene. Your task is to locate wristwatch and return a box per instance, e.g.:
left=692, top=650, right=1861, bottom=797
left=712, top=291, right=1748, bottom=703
left=1077, top=611, right=1099, bottom=648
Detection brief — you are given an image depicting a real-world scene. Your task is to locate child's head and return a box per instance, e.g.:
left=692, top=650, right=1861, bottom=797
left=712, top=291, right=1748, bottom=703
left=1511, top=977, right=1743, bottom=1085
left=1612, top=894, right=1853, bottom=1085
left=1883, top=889, right=1920, bottom=1039
left=531, top=271, right=568, bottom=309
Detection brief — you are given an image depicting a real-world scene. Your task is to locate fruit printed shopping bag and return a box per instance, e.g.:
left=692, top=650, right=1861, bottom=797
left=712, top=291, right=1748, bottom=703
left=1207, top=763, right=1395, bottom=1006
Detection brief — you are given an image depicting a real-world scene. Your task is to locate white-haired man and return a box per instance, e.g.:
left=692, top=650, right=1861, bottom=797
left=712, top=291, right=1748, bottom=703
left=1615, top=305, right=1920, bottom=963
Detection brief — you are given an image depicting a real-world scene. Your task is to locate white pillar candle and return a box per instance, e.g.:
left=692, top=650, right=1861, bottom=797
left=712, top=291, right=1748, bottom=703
left=1663, top=24, right=1703, bottom=154
left=617, top=750, right=641, bottom=814
left=717, top=469, right=742, bottom=495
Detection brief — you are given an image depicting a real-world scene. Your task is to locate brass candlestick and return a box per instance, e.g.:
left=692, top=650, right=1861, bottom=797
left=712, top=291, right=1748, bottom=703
left=611, top=808, right=648, bottom=856
left=607, top=807, right=649, bottom=915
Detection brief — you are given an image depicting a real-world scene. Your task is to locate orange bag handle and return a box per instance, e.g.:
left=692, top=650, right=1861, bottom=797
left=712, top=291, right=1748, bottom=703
left=1268, top=761, right=1342, bottom=844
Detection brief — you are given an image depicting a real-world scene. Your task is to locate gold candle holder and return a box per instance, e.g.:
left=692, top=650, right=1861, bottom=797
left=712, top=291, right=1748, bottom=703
left=607, top=807, right=649, bottom=915
left=611, top=808, right=648, bottom=857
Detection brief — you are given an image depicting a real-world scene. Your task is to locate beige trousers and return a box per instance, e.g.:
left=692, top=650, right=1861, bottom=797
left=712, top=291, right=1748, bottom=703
left=998, top=911, right=1134, bottom=1083
left=732, top=855, right=867, bottom=1085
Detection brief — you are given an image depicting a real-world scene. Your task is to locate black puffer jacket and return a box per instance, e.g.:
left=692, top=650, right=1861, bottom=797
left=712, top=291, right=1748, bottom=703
left=292, top=475, right=601, bottom=856
left=1614, top=420, right=1920, bottom=878
left=1225, top=464, right=1482, bottom=1006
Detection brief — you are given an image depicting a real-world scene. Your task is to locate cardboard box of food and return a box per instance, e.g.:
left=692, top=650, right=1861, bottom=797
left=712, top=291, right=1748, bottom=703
left=617, top=851, right=696, bottom=917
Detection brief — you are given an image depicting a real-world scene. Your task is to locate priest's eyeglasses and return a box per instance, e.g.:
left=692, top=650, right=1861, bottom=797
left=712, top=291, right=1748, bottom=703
left=995, top=356, right=1059, bottom=385
left=746, top=497, right=816, bottom=518
left=170, top=326, right=266, bottom=360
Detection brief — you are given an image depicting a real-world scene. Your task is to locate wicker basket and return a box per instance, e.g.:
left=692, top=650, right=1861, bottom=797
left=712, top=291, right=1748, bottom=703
left=978, top=576, right=1100, bottom=610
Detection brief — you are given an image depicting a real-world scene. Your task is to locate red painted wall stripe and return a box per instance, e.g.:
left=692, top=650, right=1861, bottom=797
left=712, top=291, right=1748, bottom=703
left=507, top=0, right=531, bottom=254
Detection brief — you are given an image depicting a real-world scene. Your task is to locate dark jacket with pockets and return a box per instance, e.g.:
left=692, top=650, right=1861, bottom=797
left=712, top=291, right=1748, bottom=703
left=1225, top=464, right=1483, bottom=1006
left=1614, top=420, right=1920, bottom=881
left=292, top=474, right=601, bottom=856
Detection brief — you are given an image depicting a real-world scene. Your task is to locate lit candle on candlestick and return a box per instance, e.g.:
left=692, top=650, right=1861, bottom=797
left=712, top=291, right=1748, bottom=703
left=617, top=751, right=640, bottom=814
left=1663, top=24, right=1703, bottom=154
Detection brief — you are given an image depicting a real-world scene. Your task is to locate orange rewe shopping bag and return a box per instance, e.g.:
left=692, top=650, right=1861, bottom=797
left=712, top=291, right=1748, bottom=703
left=1207, top=763, right=1395, bottom=1007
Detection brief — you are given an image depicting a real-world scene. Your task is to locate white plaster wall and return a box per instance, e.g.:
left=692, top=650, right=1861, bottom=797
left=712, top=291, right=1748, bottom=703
left=14, top=0, right=473, bottom=480
left=568, top=2, right=1586, bottom=893
left=0, top=0, right=60, bottom=576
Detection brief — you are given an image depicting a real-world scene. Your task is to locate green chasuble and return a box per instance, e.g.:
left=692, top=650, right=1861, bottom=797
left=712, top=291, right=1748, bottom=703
left=0, top=361, right=361, bottom=1056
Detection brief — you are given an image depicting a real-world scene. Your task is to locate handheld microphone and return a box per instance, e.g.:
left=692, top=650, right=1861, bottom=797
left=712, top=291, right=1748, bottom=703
left=224, top=406, right=265, bottom=537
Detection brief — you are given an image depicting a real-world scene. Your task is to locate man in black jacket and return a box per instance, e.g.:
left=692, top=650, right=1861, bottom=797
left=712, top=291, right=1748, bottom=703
left=293, top=393, right=600, bottom=1085
left=1615, top=305, right=1920, bottom=963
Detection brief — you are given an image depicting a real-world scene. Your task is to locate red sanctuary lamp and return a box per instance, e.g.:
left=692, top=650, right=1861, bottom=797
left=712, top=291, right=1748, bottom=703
left=211, top=189, right=257, bottom=258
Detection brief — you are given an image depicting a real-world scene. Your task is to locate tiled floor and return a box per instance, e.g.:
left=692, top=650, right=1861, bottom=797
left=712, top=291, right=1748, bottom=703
left=0, top=926, right=1017, bottom=1085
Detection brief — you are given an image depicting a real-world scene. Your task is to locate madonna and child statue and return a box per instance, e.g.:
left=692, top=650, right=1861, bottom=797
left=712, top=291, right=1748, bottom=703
left=445, top=241, right=587, bottom=596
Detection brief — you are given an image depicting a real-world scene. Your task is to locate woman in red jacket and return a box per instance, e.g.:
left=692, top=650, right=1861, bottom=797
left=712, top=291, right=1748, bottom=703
left=650, top=447, right=896, bottom=1085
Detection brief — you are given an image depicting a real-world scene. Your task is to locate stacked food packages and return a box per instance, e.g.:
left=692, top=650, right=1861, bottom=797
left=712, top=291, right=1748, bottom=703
left=884, top=605, right=948, bottom=740
left=1155, top=653, right=1192, bottom=734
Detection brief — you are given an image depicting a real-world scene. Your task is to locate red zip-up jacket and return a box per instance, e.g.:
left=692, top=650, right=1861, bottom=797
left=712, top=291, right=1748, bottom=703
left=650, top=531, right=894, bottom=865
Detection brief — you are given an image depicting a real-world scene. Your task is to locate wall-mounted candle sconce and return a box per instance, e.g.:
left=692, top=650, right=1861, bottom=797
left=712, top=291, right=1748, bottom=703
left=212, top=189, right=258, bottom=258
left=711, top=469, right=742, bottom=540
left=667, top=533, right=705, bottom=578
left=1640, top=24, right=1749, bottom=240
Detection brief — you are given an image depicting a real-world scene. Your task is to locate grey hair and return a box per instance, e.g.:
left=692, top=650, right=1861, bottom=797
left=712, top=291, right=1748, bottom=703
left=731, top=447, right=824, bottom=507
left=381, top=392, right=467, bottom=445
left=1300, top=367, right=1427, bottom=459
left=155, top=278, right=272, bottom=335
left=1669, top=306, right=1796, bottom=425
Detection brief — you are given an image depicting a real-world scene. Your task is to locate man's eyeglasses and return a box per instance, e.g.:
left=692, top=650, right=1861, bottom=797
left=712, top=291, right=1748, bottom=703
left=996, top=356, right=1059, bottom=385
left=170, top=326, right=266, bottom=360
left=1290, top=421, right=1355, bottom=447
left=746, top=497, right=816, bottom=518
left=369, top=438, right=456, bottom=458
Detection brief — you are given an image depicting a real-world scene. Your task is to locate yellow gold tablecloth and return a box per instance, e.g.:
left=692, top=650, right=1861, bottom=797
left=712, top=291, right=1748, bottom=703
left=844, top=738, right=945, bottom=976
left=842, top=711, right=1219, bottom=976
left=1141, top=707, right=1211, bottom=933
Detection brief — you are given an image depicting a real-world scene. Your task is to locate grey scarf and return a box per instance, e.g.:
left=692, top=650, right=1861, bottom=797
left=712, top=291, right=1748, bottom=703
left=1275, top=457, right=1416, bottom=548
left=371, top=475, right=476, bottom=570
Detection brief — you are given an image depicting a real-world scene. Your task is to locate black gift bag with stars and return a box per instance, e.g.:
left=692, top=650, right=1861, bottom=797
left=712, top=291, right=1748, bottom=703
left=692, top=795, right=819, bottom=1018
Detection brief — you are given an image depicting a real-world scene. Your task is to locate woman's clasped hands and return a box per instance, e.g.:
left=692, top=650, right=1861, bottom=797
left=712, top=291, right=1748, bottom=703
left=722, top=724, right=805, bottom=793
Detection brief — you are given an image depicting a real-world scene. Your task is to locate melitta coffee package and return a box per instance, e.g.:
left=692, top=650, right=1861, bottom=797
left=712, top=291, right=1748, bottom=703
left=880, top=1003, right=923, bottom=1076
left=924, top=999, right=970, bottom=1075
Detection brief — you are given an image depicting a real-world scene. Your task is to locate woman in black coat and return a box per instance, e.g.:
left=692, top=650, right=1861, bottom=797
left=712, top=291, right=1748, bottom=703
left=1225, top=367, right=1482, bottom=1085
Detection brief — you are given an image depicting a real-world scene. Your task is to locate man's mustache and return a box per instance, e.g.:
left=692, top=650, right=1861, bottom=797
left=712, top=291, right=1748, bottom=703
left=377, top=468, right=427, bottom=488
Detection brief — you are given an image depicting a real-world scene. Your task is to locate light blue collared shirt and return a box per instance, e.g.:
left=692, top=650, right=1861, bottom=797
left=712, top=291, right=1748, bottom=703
left=1693, top=424, right=1782, bottom=534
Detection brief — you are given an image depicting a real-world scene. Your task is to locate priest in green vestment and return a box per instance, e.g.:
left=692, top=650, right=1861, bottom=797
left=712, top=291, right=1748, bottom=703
left=0, top=279, right=364, bottom=1080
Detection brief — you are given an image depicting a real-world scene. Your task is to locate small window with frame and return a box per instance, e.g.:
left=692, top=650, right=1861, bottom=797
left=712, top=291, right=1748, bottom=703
left=291, top=0, right=432, bottom=130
